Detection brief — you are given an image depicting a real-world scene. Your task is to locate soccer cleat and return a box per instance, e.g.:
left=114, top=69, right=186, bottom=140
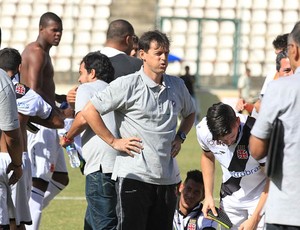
left=208, top=207, right=233, bottom=229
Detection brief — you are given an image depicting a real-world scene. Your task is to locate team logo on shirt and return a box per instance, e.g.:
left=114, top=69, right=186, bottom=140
left=15, top=83, right=26, bottom=95
left=237, top=145, right=248, bottom=159
left=187, top=219, right=196, bottom=230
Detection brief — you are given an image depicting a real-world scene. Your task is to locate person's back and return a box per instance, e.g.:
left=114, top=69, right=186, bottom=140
left=251, top=74, right=300, bottom=227
left=109, top=53, right=142, bottom=78
left=101, top=19, right=142, bottom=79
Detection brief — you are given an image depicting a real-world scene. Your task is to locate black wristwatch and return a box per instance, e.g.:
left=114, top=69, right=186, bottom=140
left=177, top=131, right=186, bottom=143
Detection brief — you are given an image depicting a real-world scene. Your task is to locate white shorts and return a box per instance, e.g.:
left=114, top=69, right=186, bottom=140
left=220, top=197, right=265, bottom=230
left=27, top=124, right=67, bottom=182
left=10, top=152, right=32, bottom=226
left=0, top=153, right=13, bottom=226
left=0, top=152, right=32, bottom=226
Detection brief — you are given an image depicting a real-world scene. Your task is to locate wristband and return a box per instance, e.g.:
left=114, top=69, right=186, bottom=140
left=63, top=132, right=73, bottom=143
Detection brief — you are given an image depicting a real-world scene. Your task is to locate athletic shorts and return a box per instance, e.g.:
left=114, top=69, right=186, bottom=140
left=0, top=152, right=32, bottom=226
left=0, top=153, right=13, bottom=226
left=220, top=197, right=265, bottom=230
left=10, top=152, right=32, bottom=226
left=27, top=124, right=67, bottom=181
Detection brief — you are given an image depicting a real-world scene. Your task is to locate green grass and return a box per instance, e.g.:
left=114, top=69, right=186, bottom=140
left=40, top=89, right=224, bottom=230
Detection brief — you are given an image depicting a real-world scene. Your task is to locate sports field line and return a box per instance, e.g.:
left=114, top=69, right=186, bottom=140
left=55, top=196, right=86, bottom=200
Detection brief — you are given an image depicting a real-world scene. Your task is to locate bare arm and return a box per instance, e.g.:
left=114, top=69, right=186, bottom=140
left=239, top=179, right=269, bottom=230
left=60, top=111, right=88, bottom=147
left=81, top=101, right=143, bottom=157
left=3, top=129, right=23, bottom=185
left=249, top=135, right=269, bottom=160
left=201, top=150, right=217, bottom=218
left=66, top=86, right=78, bottom=109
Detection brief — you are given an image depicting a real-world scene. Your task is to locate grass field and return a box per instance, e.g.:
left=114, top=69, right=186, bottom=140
left=40, top=89, right=225, bottom=230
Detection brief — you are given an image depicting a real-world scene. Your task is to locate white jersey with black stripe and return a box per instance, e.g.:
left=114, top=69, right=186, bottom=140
left=196, top=113, right=267, bottom=204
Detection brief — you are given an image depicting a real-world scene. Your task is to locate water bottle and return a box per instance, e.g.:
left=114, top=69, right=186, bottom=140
left=66, top=143, right=80, bottom=168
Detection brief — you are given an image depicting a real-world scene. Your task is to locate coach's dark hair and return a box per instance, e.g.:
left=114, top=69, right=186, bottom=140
left=276, top=50, right=288, bottom=72
left=80, top=51, right=114, bottom=83
left=139, top=30, right=170, bottom=52
left=206, top=102, right=237, bottom=141
left=0, top=48, right=21, bottom=73
left=39, top=12, right=62, bottom=27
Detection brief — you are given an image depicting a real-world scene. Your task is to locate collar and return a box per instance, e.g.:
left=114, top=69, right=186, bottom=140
left=100, top=47, right=125, bottom=58
left=177, top=201, right=202, bottom=218
left=11, top=73, right=20, bottom=84
left=139, top=67, right=168, bottom=90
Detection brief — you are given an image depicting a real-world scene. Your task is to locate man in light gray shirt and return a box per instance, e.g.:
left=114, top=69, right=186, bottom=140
left=250, top=21, right=300, bottom=229
left=60, top=52, right=118, bottom=230
left=81, top=30, right=195, bottom=230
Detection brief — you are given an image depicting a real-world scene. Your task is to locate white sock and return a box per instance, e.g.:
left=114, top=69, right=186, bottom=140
left=43, top=179, right=66, bottom=209
left=27, top=187, right=44, bottom=230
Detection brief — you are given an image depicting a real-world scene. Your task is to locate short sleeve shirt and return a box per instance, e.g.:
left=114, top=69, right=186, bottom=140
left=251, top=68, right=300, bottom=225
left=15, top=83, right=52, bottom=119
left=91, top=68, right=195, bottom=185
left=197, top=113, right=267, bottom=203
left=0, top=69, right=19, bottom=131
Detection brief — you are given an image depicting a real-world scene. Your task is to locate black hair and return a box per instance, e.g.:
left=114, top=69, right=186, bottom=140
left=106, top=19, right=134, bottom=41
left=80, top=51, right=114, bottom=83
left=139, top=30, right=170, bottom=52
left=184, top=170, right=204, bottom=201
left=206, top=102, right=237, bottom=141
left=39, top=12, right=62, bottom=27
left=184, top=170, right=204, bottom=185
left=0, top=48, right=21, bottom=73
left=272, top=33, right=289, bottom=50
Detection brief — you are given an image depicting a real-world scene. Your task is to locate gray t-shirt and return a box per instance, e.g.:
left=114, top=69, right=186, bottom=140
left=91, top=68, right=195, bottom=185
left=251, top=67, right=300, bottom=226
left=0, top=69, right=19, bottom=131
left=76, top=80, right=118, bottom=175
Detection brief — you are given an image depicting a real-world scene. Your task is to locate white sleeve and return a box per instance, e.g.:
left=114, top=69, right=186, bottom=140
left=17, top=88, right=52, bottom=119
left=196, top=117, right=211, bottom=152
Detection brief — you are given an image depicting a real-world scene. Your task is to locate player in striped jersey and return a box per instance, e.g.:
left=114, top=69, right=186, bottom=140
left=196, top=102, right=268, bottom=230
